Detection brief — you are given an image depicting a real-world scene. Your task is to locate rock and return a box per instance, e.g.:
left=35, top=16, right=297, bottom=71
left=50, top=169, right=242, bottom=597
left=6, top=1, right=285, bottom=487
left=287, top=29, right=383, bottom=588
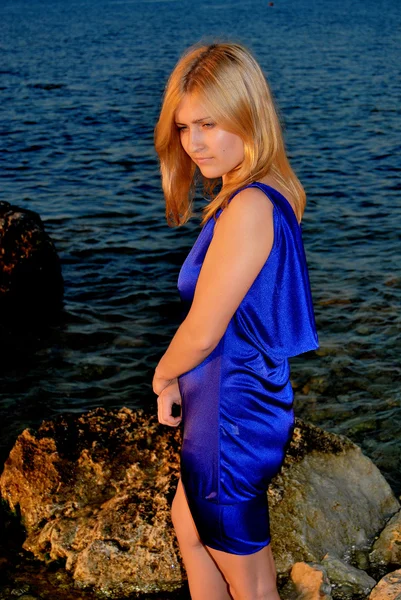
left=0, top=201, right=63, bottom=325
left=0, top=556, right=9, bottom=572
left=353, top=548, right=371, bottom=572
left=370, top=509, right=401, bottom=567
left=288, top=561, right=332, bottom=599
left=369, top=569, right=401, bottom=599
left=4, top=584, right=30, bottom=597
left=0, top=408, right=184, bottom=597
left=268, top=421, right=400, bottom=573
left=320, top=552, right=376, bottom=598
left=0, top=411, right=399, bottom=597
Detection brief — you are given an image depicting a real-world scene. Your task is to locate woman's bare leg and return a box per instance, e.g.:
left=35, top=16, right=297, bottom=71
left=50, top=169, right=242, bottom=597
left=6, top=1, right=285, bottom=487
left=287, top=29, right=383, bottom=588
left=171, top=478, right=232, bottom=600
left=206, top=543, right=280, bottom=600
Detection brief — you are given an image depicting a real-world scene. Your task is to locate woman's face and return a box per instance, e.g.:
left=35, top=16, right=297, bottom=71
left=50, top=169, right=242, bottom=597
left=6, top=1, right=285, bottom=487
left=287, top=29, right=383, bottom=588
left=175, top=94, right=244, bottom=183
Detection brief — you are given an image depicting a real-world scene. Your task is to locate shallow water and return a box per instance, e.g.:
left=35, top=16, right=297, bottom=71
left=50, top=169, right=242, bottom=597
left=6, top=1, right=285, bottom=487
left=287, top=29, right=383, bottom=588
left=0, top=0, right=400, bottom=509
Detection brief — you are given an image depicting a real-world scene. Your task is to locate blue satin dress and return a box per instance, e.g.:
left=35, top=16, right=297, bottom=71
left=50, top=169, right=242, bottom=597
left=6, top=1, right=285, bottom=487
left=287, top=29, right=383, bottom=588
left=177, top=182, right=319, bottom=555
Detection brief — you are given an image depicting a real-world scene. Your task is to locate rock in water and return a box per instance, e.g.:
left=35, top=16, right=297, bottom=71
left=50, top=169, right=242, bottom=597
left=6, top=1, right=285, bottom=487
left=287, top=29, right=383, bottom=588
left=288, top=562, right=332, bottom=599
left=268, top=421, right=400, bottom=574
left=0, top=408, right=184, bottom=597
left=369, top=569, right=401, bottom=599
left=369, top=509, right=401, bottom=568
left=0, top=201, right=63, bottom=324
left=320, top=552, right=376, bottom=598
left=0, top=410, right=399, bottom=597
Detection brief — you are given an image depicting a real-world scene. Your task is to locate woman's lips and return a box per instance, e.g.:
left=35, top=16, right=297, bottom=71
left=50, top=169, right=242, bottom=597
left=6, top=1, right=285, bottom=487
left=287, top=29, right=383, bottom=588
left=195, top=157, right=213, bottom=163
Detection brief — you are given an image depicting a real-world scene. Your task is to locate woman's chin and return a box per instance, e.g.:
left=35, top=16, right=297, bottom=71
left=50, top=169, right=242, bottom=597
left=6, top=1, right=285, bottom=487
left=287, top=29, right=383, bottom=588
left=198, top=166, right=223, bottom=179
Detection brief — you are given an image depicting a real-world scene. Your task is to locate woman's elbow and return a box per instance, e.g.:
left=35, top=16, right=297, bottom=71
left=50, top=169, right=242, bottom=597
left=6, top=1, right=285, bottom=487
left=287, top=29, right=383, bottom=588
left=183, top=317, right=224, bottom=353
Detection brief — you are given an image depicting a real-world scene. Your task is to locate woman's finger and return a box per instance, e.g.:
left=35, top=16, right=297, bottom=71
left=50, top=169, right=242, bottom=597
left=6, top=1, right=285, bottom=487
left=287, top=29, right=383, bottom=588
left=161, top=394, right=175, bottom=424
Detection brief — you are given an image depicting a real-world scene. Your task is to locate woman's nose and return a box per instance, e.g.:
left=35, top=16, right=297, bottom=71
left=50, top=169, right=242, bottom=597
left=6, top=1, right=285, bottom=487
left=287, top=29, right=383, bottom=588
left=188, top=128, right=205, bottom=153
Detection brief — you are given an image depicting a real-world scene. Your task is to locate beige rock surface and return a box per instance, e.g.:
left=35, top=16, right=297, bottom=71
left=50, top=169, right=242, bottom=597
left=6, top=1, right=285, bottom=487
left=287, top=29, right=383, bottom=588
left=370, top=509, right=401, bottom=567
left=0, top=408, right=184, bottom=597
left=369, top=569, right=401, bottom=599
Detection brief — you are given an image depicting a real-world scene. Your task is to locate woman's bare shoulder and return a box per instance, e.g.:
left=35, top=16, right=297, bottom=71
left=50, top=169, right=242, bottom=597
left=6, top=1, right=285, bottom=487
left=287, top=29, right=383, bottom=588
left=215, top=185, right=274, bottom=232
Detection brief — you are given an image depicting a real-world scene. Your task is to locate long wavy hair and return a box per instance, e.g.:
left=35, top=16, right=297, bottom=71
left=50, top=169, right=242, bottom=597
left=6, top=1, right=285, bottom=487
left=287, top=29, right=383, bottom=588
left=154, top=42, right=306, bottom=227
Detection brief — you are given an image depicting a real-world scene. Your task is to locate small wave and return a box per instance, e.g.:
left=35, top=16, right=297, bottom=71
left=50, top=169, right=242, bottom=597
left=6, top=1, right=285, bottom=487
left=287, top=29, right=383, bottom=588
left=21, top=145, right=46, bottom=153
left=27, top=83, right=67, bottom=91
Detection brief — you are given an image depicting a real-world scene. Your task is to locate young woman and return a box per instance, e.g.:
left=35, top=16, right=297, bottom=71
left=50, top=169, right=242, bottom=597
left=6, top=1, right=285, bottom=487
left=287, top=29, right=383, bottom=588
left=152, top=42, right=319, bottom=600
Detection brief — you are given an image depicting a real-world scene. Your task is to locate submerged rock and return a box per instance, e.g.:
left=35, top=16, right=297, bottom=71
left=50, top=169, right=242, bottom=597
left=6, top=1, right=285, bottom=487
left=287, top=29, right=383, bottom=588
left=0, top=201, right=63, bottom=324
left=0, top=409, right=399, bottom=598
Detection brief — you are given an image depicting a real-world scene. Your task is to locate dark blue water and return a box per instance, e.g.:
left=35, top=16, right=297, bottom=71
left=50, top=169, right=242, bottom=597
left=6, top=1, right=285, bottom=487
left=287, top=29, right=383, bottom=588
left=0, top=0, right=400, bottom=493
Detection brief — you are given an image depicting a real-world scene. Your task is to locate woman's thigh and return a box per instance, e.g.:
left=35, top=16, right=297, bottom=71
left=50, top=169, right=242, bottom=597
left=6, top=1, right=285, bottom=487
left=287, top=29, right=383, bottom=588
left=172, top=478, right=279, bottom=599
left=171, top=477, right=203, bottom=547
left=205, top=543, right=279, bottom=600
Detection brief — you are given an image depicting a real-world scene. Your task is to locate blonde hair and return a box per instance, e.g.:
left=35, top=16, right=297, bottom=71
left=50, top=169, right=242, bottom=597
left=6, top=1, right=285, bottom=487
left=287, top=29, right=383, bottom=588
left=154, top=42, right=306, bottom=227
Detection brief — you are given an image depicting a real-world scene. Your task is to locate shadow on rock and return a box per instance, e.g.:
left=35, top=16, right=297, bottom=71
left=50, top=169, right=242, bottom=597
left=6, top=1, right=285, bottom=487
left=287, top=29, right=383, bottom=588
left=0, top=201, right=64, bottom=365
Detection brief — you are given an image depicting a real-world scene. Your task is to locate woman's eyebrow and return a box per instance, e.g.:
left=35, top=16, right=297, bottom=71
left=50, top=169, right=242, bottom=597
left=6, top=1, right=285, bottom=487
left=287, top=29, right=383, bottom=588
left=175, top=117, right=212, bottom=125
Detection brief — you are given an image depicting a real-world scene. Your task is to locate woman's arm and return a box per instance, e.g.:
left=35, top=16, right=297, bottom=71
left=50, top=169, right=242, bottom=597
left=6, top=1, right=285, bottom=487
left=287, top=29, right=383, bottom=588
left=153, top=187, right=274, bottom=395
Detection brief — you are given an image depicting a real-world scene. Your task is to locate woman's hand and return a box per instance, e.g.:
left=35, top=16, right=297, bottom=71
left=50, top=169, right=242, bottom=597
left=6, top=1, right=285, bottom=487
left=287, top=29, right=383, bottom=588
left=157, top=380, right=182, bottom=427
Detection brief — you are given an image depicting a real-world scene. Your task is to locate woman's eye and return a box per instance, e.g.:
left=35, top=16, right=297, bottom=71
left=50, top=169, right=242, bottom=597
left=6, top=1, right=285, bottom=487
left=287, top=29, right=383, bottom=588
left=177, top=126, right=187, bottom=132
left=203, top=122, right=215, bottom=129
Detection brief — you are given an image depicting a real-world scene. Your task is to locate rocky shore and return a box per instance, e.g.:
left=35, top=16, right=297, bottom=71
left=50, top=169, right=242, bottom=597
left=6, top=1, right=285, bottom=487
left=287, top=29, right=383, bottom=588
left=0, top=408, right=400, bottom=599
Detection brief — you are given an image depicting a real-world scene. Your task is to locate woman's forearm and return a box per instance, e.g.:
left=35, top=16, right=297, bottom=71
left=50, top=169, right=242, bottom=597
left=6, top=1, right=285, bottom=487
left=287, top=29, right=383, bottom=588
left=155, top=318, right=217, bottom=380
